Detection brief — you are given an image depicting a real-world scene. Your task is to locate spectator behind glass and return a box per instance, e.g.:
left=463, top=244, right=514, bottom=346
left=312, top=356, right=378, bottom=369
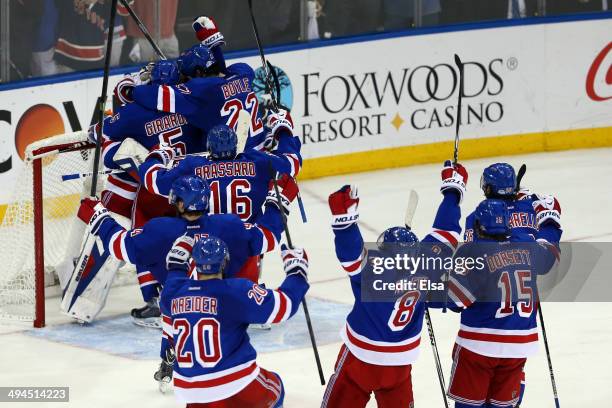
left=53, top=0, right=130, bottom=73
left=547, top=0, right=608, bottom=14
left=384, top=0, right=441, bottom=29
left=125, top=0, right=180, bottom=62
left=9, top=0, right=46, bottom=79
left=319, top=0, right=382, bottom=38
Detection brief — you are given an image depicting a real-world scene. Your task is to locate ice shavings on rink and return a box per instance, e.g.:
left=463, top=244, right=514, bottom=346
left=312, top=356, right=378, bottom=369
left=25, top=296, right=351, bottom=359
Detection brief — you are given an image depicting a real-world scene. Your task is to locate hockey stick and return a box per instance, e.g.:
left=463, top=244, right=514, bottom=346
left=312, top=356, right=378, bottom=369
left=62, top=169, right=124, bottom=182
left=119, top=0, right=167, bottom=60
left=538, top=302, right=561, bottom=408
left=268, top=164, right=325, bottom=385
left=90, top=0, right=119, bottom=197
left=516, top=164, right=527, bottom=191
left=516, top=164, right=561, bottom=406
left=453, top=54, right=464, bottom=165
left=247, top=0, right=307, bottom=224
left=404, top=191, right=449, bottom=408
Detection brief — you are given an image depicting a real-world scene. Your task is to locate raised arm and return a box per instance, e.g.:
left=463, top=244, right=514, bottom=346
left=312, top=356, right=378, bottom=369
left=237, top=245, right=309, bottom=325
left=328, top=185, right=366, bottom=277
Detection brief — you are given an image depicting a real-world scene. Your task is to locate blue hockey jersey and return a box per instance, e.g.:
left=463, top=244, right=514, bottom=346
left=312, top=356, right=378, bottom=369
left=160, top=272, right=308, bottom=403
left=332, top=191, right=462, bottom=366
left=447, top=225, right=562, bottom=358
left=95, top=205, right=282, bottom=286
left=131, top=63, right=268, bottom=150
left=99, top=101, right=206, bottom=203
left=464, top=197, right=537, bottom=242
left=138, top=131, right=302, bottom=223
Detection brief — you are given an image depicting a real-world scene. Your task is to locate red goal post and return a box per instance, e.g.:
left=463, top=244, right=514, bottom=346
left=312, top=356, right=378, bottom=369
left=0, top=131, right=95, bottom=327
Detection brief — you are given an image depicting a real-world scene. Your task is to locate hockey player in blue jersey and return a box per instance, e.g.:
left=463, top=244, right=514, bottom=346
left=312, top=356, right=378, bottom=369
left=446, top=197, right=562, bottom=408
left=321, top=161, right=469, bottom=408
left=60, top=60, right=210, bottom=325
left=121, top=42, right=268, bottom=150
left=464, top=163, right=537, bottom=243
left=139, top=110, right=301, bottom=224
left=93, top=60, right=209, bottom=325
left=159, top=235, right=309, bottom=406
left=73, top=175, right=298, bottom=322
left=140, top=113, right=300, bottom=285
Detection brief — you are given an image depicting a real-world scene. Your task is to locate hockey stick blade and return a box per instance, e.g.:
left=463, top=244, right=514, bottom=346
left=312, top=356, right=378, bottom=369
left=516, top=164, right=527, bottom=191
left=235, top=110, right=251, bottom=154
left=404, top=189, right=419, bottom=230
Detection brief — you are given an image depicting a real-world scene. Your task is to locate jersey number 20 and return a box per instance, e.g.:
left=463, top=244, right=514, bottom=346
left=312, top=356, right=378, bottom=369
left=174, top=317, right=222, bottom=368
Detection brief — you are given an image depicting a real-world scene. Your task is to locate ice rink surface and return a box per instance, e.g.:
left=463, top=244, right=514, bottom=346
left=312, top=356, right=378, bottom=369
left=1, top=147, right=611, bottom=407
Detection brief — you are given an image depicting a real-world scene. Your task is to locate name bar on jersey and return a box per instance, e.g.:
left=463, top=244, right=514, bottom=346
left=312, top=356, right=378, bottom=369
left=171, top=295, right=219, bottom=315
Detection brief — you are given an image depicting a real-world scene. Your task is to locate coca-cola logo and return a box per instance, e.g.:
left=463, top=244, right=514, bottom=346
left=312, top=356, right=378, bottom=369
left=586, top=42, right=612, bottom=102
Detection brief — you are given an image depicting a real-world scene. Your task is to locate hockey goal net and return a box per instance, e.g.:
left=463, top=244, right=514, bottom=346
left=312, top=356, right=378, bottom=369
left=0, top=132, right=99, bottom=327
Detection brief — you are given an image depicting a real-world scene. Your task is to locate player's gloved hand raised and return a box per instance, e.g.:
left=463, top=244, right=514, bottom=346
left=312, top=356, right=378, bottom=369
left=440, top=160, right=468, bottom=202
left=192, top=16, right=225, bottom=48
left=147, top=143, right=177, bottom=166
left=263, top=109, right=294, bottom=152
left=328, top=185, right=359, bottom=230
left=281, top=244, right=308, bottom=280
left=77, top=198, right=111, bottom=235
left=532, top=194, right=561, bottom=228
left=166, top=235, right=195, bottom=272
left=266, top=174, right=299, bottom=215
left=267, top=109, right=294, bottom=137
left=114, top=76, right=135, bottom=105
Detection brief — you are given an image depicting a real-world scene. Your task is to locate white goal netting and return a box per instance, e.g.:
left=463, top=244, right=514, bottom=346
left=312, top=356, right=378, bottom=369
left=0, top=132, right=109, bottom=323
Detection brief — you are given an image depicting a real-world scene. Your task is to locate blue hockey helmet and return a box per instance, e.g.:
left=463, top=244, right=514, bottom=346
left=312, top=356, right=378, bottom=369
left=481, top=163, right=516, bottom=198
left=177, top=44, right=217, bottom=77
left=207, top=125, right=238, bottom=160
left=150, top=60, right=180, bottom=86
left=169, top=176, right=210, bottom=212
left=192, top=236, right=230, bottom=275
left=474, top=199, right=510, bottom=236
left=377, top=226, right=419, bottom=252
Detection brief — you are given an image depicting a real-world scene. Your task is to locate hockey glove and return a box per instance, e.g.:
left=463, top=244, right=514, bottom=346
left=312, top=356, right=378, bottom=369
left=281, top=244, right=308, bottom=280
left=77, top=198, right=111, bottom=235
left=166, top=235, right=195, bottom=272
left=88, top=122, right=101, bottom=144
left=147, top=143, right=177, bottom=167
left=192, top=16, right=225, bottom=48
left=440, top=160, right=468, bottom=202
left=266, top=174, right=299, bottom=215
left=516, top=187, right=532, bottom=201
left=328, top=185, right=359, bottom=230
left=532, top=194, right=561, bottom=228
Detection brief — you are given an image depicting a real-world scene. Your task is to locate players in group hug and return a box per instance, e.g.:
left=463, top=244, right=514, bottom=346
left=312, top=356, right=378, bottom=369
left=71, top=14, right=562, bottom=408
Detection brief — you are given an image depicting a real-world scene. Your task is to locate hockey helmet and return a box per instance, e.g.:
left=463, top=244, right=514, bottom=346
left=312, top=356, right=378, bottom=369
left=192, top=236, right=230, bottom=275
left=377, top=226, right=419, bottom=252
left=169, top=176, right=210, bottom=212
left=177, top=44, right=216, bottom=77
left=150, top=60, right=180, bottom=86
left=474, top=199, right=510, bottom=237
left=481, top=163, right=516, bottom=198
left=207, top=125, right=238, bottom=160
